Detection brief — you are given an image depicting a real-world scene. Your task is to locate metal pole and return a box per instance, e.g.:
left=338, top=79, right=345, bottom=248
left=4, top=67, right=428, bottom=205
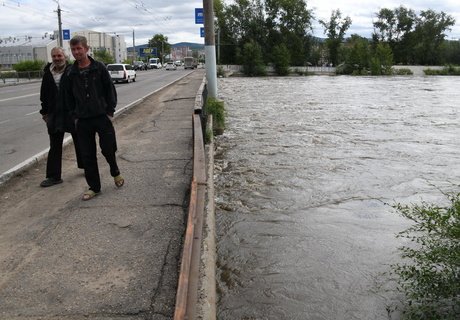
left=203, top=0, right=217, bottom=98
left=56, top=2, right=63, bottom=47
left=132, top=29, right=136, bottom=62
left=217, top=27, right=220, bottom=65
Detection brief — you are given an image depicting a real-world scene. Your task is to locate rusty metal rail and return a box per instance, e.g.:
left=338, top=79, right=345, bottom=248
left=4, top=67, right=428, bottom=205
left=174, top=79, right=207, bottom=320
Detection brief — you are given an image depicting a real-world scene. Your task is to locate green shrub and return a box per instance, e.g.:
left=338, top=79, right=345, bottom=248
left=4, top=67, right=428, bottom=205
left=0, top=71, right=17, bottom=78
left=241, top=40, right=266, bottom=77
left=424, top=66, right=460, bottom=75
left=217, top=65, right=225, bottom=77
left=393, top=68, right=414, bottom=75
left=392, top=193, right=460, bottom=319
left=12, top=60, right=45, bottom=72
left=205, top=98, right=225, bottom=135
left=272, top=44, right=290, bottom=76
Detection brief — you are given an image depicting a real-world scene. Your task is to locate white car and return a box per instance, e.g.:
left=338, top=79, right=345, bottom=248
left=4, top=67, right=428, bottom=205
left=165, top=62, right=177, bottom=71
left=107, top=63, right=136, bottom=83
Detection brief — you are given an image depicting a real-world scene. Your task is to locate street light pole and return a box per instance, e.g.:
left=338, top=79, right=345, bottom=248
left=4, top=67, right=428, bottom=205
left=132, top=29, right=136, bottom=62
left=54, top=0, right=63, bottom=47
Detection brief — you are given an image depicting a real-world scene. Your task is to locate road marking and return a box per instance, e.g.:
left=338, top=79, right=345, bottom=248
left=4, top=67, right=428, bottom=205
left=0, top=119, right=11, bottom=125
left=25, top=111, right=39, bottom=116
left=0, top=92, right=39, bottom=102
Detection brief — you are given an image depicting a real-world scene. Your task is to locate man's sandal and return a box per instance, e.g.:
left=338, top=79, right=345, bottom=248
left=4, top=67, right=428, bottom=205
left=82, top=190, right=99, bottom=201
left=114, top=175, right=125, bottom=188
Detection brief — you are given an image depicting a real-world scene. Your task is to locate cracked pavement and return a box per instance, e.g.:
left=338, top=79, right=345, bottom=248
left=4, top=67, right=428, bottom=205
left=0, top=70, right=206, bottom=320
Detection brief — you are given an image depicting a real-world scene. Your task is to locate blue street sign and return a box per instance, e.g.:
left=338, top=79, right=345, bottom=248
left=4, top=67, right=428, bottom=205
left=200, top=27, right=205, bottom=38
left=195, top=8, right=204, bottom=24
left=63, top=29, right=70, bottom=40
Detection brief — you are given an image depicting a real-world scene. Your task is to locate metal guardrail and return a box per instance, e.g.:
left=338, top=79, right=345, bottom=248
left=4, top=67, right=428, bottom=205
left=174, top=78, right=208, bottom=320
left=0, top=70, right=43, bottom=84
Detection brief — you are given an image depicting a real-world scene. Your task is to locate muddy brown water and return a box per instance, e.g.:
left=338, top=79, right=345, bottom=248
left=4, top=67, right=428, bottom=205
left=214, top=76, right=460, bottom=320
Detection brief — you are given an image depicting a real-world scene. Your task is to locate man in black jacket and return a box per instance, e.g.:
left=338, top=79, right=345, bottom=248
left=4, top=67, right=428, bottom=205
left=66, top=35, right=124, bottom=201
left=39, top=47, right=83, bottom=187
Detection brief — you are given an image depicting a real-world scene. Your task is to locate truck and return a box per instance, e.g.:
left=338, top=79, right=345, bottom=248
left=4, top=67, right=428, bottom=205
left=184, top=57, right=198, bottom=69
left=148, top=57, right=162, bottom=69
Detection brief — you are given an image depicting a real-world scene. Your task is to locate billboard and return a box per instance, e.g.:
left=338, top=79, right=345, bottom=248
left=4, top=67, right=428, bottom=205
left=140, top=47, right=158, bottom=57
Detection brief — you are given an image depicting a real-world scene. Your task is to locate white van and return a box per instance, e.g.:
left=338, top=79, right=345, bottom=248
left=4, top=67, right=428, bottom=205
left=148, top=58, right=162, bottom=69
left=107, top=63, right=136, bottom=83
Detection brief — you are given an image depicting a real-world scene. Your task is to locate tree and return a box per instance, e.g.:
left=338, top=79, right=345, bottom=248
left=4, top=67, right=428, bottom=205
left=339, top=34, right=371, bottom=74
left=370, top=43, right=393, bottom=75
left=272, top=43, right=290, bottom=75
left=412, top=10, right=456, bottom=65
left=93, top=48, right=114, bottom=64
left=148, top=34, right=170, bottom=63
left=265, top=0, right=313, bottom=65
left=373, top=7, right=455, bottom=65
left=216, top=0, right=313, bottom=66
left=372, top=6, right=417, bottom=64
left=241, top=40, right=266, bottom=76
left=319, top=9, right=352, bottom=66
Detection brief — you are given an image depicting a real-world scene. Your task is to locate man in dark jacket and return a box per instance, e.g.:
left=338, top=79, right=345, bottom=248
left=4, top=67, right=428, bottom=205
left=39, top=47, right=83, bottom=187
left=66, top=35, right=124, bottom=201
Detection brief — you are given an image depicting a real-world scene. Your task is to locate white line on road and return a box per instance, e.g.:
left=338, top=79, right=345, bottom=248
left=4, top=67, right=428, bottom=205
left=0, top=92, right=39, bottom=102
left=25, top=111, right=39, bottom=116
left=0, top=119, right=11, bottom=125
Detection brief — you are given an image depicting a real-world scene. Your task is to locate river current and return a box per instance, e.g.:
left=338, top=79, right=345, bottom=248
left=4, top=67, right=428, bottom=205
left=214, top=75, right=460, bottom=320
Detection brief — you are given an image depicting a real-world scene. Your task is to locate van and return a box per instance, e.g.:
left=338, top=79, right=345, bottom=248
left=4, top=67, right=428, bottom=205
left=184, top=57, right=197, bottom=69
left=148, top=58, right=162, bottom=69
left=107, top=63, right=136, bottom=83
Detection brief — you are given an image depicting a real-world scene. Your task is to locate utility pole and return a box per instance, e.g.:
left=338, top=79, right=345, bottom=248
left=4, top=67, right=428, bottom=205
left=54, top=0, right=63, bottom=47
left=203, top=0, right=217, bottom=98
left=132, top=29, right=136, bottom=62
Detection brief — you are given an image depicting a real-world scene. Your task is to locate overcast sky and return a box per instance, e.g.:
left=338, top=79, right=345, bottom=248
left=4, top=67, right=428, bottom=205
left=1, top=0, right=459, bottom=48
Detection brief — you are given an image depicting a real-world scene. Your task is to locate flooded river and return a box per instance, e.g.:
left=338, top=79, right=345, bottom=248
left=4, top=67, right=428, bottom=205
left=214, top=76, right=460, bottom=320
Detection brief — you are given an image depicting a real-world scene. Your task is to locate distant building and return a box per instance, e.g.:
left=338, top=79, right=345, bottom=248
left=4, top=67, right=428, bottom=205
left=72, top=30, right=127, bottom=63
left=0, top=30, right=127, bottom=68
left=0, top=32, right=70, bottom=68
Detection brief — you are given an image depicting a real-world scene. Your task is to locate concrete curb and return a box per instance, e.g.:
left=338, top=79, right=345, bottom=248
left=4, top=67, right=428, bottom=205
left=0, top=71, right=193, bottom=187
left=198, top=115, right=217, bottom=320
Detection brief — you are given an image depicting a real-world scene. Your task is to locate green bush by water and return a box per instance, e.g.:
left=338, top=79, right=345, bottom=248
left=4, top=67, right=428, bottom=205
left=392, top=193, right=460, bottom=319
left=205, top=98, right=225, bottom=136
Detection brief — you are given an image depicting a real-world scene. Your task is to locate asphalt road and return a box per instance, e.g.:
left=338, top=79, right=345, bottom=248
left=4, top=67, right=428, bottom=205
left=0, top=68, right=193, bottom=175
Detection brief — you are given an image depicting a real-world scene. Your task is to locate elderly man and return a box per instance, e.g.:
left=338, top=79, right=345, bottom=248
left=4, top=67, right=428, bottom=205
left=39, top=47, right=83, bottom=187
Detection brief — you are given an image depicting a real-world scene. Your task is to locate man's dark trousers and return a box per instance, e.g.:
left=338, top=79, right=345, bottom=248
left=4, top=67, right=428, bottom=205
left=46, top=131, right=83, bottom=179
left=76, top=115, right=120, bottom=193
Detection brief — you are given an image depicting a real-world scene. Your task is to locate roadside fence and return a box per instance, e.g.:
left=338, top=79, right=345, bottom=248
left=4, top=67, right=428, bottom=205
left=0, top=70, right=43, bottom=85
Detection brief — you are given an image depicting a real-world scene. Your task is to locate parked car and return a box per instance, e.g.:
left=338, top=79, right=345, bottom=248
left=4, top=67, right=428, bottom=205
left=174, top=60, right=182, bottom=67
left=165, top=62, right=177, bottom=71
left=133, top=61, right=147, bottom=71
left=107, top=63, right=136, bottom=83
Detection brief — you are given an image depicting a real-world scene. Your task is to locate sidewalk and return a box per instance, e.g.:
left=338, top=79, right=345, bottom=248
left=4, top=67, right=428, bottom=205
left=0, top=70, right=206, bottom=320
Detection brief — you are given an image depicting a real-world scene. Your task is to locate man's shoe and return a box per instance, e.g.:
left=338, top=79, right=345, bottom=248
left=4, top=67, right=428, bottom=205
left=40, top=178, right=63, bottom=187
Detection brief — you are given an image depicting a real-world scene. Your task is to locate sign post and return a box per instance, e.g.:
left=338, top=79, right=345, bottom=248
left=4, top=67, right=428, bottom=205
left=195, top=8, right=204, bottom=24
left=62, top=29, right=70, bottom=41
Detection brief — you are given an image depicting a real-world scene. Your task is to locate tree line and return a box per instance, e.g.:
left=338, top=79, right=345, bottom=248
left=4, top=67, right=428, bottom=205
left=214, top=0, right=459, bottom=75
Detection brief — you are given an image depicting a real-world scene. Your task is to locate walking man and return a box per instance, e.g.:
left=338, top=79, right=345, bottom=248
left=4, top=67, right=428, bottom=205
left=39, top=46, right=83, bottom=187
left=65, top=35, right=124, bottom=201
